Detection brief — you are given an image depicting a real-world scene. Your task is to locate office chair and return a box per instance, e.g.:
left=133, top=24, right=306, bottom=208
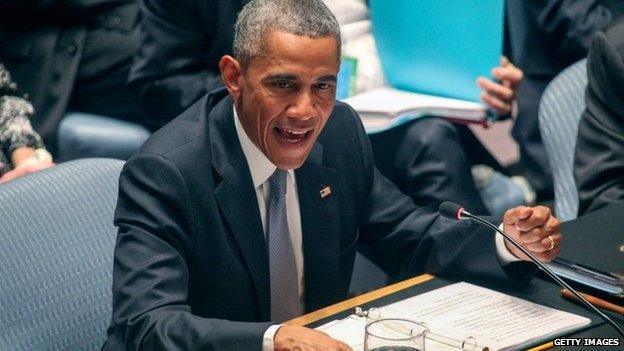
left=57, top=112, right=151, bottom=162
left=0, top=158, right=123, bottom=350
left=538, top=59, right=587, bottom=221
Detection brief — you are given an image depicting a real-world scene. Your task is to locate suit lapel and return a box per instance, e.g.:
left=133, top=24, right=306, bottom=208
left=208, top=91, right=342, bottom=316
left=296, top=144, right=342, bottom=312
left=209, top=94, right=271, bottom=320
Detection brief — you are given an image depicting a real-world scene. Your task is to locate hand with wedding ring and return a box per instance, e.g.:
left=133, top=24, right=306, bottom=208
left=502, top=206, right=562, bottom=262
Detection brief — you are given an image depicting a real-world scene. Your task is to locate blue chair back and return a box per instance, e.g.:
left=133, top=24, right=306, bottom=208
left=0, top=159, right=123, bottom=350
left=538, top=59, right=587, bottom=221
left=57, top=112, right=150, bottom=162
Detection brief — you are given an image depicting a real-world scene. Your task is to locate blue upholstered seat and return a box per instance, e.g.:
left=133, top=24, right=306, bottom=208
left=0, top=159, right=123, bottom=350
left=538, top=59, right=587, bottom=221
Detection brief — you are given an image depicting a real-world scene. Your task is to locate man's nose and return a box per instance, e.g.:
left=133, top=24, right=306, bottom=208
left=288, top=90, right=316, bottom=120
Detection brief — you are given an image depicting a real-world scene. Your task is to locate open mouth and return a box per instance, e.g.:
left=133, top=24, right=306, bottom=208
left=274, top=127, right=313, bottom=145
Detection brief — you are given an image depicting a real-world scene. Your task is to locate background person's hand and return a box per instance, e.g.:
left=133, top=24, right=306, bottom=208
left=0, top=159, right=54, bottom=183
left=502, top=205, right=561, bottom=262
left=274, top=325, right=352, bottom=351
left=476, top=56, right=523, bottom=116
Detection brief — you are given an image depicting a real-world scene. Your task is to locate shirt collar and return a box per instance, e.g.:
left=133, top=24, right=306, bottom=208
left=233, top=105, right=295, bottom=188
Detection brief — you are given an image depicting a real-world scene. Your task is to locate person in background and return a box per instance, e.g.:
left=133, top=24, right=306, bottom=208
left=0, top=0, right=141, bottom=153
left=129, top=0, right=526, bottom=216
left=331, top=0, right=529, bottom=216
left=127, top=0, right=241, bottom=130
left=0, top=63, right=53, bottom=183
left=574, top=17, right=624, bottom=215
left=504, top=0, right=624, bottom=201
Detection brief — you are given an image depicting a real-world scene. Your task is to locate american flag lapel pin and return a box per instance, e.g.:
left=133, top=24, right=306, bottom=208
left=320, top=186, right=332, bottom=199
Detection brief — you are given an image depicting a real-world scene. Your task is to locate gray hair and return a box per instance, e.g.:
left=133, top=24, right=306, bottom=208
left=233, top=0, right=341, bottom=66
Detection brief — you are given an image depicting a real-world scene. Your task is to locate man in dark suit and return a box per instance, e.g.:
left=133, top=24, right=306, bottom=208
left=574, top=18, right=624, bottom=215
left=504, top=0, right=624, bottom=200
left=0, top=0, right=141, bottom=151
left=130, top=0, right=524, bottom=215
left=106, top=1, right=562, bottom=349
left=128, top=0, right=246, bottom=130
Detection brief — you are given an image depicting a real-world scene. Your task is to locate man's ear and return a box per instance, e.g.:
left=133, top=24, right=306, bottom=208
left=219, top=55, right=243, bottom=99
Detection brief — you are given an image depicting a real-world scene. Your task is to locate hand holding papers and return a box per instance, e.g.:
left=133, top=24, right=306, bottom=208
left=345, top=0, right=507, bottom=134
left=369, top=0, right=505, bottom=103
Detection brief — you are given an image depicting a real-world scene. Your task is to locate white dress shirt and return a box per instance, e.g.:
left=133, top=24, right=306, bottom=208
left=232, top=105, right=518, bottom=350
left=232, top=108, right=304, bottom=350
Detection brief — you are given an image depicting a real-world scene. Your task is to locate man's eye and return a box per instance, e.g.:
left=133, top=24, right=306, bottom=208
left=315, top=82, right=333, bottom=90
left=274, top=81, right=293, bottom=89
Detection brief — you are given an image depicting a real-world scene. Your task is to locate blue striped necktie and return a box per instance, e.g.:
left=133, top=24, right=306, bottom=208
left=266, top=169, right=303, bottom=321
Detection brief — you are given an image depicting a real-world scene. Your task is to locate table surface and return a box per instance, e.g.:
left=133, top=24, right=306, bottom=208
left=286, top=201, right=624, bottom=350
left=559, top=201, right=624, bottom=276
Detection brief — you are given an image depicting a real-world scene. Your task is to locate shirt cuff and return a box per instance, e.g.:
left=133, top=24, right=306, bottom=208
left=495, top=223, right=521, bottom=264
left=262, top=324, right=283, bottom=351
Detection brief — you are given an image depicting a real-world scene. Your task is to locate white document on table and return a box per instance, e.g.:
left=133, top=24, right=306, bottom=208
left=316, top=282, right=591, bottom=351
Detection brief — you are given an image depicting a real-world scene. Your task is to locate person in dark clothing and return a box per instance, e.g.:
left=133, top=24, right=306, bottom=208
left=128, top=0, right=244, bottom=130
left=574, top=18, right=624, bottom=215
left=504, top=0, right=624, bottom=200
left=0, top=0, right=141, bottom=152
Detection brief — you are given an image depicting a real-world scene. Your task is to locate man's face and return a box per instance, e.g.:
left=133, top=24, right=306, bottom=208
left=225, top=30, right=340, bottom=169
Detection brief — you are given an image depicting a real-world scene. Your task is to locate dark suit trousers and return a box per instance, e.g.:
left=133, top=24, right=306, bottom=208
left=370, top=117, right=495, bottom=216
left=67, top=25, right=141, bottom=123
left=512, top=78, right=553, bottom=200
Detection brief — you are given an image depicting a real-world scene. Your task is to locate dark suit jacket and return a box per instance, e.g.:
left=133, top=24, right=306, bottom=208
left=503, top=0, right=624, bottom=197
left=104, top=88, right=532, bottom=350
left=129, top=0, right=248, bottom=130
left=574, top=19, right=624, bottom=215
left=0, top=0, right=139, bottom=151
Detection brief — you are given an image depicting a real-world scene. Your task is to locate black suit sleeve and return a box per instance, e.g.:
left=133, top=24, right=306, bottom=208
left=574, top=27, right=624, bottom=215
left=345, top=105, right=534, bottom=285
left=0, top=1, right=58, bottom=9
left=129, top=0, right=223, bottom=130
left=104, top=153, right=270, bottom=350
left=536, top=0, right=620, bottom=60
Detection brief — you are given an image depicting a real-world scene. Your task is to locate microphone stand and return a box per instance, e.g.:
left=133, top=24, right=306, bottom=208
left=457, top=207, right=624, bottom=337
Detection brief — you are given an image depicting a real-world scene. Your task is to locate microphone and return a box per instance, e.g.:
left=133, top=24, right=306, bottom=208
left=438, top=201, right=624, bottom=337
left=438, top=201, right=467, bottom=220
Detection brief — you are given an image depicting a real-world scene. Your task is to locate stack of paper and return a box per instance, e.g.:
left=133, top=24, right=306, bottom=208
left=342, top=87, right=490, bottom=133
left=316, top=282, right=591, bottom=351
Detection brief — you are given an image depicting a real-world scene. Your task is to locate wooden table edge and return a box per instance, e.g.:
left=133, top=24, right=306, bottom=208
left=285, top=273, right=435, bottom=327
left=527, top=342, right=554, bottom=351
